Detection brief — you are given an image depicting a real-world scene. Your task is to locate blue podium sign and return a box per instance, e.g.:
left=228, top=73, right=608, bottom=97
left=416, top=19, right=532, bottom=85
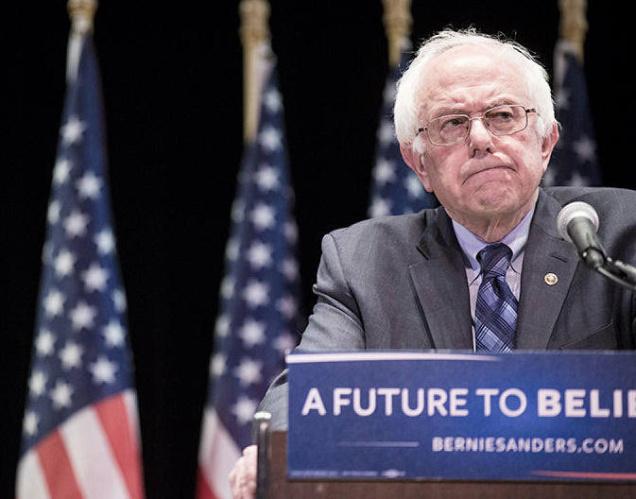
left=287, top=351, right=636, bottom=482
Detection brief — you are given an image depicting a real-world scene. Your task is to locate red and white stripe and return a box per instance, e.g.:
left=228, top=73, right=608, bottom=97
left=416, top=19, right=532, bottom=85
left=197, top=409, right=241, bottom=499
left=16, top=390, right=144, bottom=499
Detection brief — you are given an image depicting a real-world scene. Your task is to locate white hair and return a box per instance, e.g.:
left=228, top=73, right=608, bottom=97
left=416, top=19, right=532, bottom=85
left=394, top=29, right=556, bottom=150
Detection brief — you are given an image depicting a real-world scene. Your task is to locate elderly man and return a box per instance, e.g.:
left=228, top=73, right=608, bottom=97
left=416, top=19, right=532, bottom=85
left=229, top=29, right=636, bottom=498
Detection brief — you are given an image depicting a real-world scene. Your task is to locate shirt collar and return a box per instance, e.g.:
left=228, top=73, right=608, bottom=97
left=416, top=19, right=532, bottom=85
left=451, top=204, right=536, bottom=274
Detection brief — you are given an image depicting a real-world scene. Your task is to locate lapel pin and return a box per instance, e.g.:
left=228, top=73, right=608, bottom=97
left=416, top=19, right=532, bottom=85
left=544, top=272, right=558, bottom=286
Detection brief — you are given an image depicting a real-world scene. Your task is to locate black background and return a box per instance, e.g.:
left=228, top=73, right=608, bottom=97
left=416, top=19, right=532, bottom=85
left=4, top=1, right=636, bottom=498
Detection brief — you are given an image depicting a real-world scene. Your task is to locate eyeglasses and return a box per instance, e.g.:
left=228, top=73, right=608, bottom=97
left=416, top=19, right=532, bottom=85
left=416, top=104, right=537, bottom=146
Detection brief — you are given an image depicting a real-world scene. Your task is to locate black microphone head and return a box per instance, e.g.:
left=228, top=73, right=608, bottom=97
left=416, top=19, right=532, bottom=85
left=556, top=201, right=600, bottom=243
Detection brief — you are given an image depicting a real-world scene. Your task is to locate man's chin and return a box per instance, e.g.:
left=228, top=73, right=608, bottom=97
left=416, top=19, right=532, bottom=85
left=472, top=188, right=517, bottom=214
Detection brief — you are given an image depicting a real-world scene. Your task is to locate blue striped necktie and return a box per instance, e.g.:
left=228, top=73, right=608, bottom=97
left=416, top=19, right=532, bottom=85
left=475, top=243, right=518, bottom=352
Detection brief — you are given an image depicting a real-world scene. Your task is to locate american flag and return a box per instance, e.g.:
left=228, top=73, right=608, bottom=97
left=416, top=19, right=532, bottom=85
left=543, top=40, right=602, bottom=187
left=369, top=52, right=438, bottom=217
left=197, top=58, right=301, bottom=499
left=16, top=30, right=144, bottom=499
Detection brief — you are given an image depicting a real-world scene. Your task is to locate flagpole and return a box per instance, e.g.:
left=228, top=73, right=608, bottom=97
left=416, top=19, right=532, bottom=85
left=16, top=1, right=145, bottom=497
left=382, top=0, right=412, bottom=67
left=240, top=0, right=271, bottom=143
left=369, top=0, right=438, bottom=216
left=197, top=6, right=301, bottom=497
left=547, top=0, right=601, bottom=187
left=559, top=0, right=587, bottom=62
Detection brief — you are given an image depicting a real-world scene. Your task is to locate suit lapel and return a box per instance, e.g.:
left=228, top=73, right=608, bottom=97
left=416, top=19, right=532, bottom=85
left=515, top=190, right=580, bottom=349
left=410, top=209, right=473, bottom=349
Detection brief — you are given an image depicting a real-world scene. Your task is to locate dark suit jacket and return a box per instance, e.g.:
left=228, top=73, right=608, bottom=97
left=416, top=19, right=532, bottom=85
left=260, top=187, right=636, bottom=428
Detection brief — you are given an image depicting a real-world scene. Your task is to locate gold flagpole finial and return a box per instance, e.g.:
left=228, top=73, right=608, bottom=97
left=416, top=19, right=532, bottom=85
left=240, top=0, right=271, bottom=143
left=66, top=0, right=97, bottom=81
left=67, top=0, right=97, bottom=35
left=382, top=0, right=412, bottom=67
left=559, top=0, right=587, bottom=61
left=240, top=0, right=270, bottom=49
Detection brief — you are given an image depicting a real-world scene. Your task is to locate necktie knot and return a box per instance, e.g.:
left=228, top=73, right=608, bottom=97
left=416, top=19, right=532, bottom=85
left=477, top=243, right=512, bottom=279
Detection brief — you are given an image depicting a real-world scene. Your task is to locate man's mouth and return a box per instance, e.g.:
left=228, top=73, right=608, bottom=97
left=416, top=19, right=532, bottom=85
left=464, top=165, right=513, bottom=183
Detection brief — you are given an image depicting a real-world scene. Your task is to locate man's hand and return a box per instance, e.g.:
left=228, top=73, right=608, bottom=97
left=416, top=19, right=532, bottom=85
left=229, top=445, right=257, bottom=499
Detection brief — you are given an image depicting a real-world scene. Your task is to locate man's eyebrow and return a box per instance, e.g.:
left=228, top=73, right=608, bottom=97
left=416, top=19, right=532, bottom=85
left=423, top=106, right=468, bottom=121
left=487, top=97, right=518, bottom=107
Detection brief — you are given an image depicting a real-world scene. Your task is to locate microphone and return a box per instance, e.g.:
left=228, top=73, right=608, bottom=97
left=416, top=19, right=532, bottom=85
left=556, top=201, right=606, bottom=269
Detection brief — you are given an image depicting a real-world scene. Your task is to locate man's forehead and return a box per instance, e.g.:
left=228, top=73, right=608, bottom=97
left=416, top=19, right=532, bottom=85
left=417, top=45, right=528, bottom=115
left=426, top=96, right=523, bottom=117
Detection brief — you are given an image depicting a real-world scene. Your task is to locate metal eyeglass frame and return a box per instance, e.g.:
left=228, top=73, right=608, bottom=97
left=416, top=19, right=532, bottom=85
left=415, top=105, right=537, bottom=146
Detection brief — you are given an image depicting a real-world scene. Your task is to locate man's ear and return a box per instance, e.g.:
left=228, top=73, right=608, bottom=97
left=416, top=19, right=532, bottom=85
left=400, top=143, right=433, bottom=192
left=540, top=122, right=560, bottom=170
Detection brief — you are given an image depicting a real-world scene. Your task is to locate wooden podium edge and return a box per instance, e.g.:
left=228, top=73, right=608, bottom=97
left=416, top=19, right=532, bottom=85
left=268, top=431, right=636, bottom=499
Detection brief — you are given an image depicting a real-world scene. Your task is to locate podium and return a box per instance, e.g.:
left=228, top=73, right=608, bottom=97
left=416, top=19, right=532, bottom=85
left=259, top=351, right=636, bottom=498
left=266, top=431, right=636, bottom=499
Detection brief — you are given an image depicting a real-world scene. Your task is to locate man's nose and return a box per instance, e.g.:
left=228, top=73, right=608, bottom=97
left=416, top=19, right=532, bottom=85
left=467, top=118, right=494, bottom=157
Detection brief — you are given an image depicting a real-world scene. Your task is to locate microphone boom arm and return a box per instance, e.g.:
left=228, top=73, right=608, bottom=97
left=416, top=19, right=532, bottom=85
left=596, top=257, right=636, bottom=292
